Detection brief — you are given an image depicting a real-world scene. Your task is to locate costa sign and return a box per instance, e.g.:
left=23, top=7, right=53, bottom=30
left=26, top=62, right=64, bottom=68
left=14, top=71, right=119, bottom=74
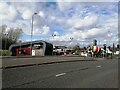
left=92, top=46, right=100, bottom=53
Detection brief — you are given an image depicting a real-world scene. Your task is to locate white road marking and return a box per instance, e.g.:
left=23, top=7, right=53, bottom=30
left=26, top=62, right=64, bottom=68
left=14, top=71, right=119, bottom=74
left=96, top=65, right=102, bottom=68
left=55, top=73, right=66, bottom=77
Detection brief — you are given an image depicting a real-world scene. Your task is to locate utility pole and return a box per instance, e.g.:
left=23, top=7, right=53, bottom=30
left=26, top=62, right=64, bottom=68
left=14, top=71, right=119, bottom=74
left=113, top=43, right=115, bottom=55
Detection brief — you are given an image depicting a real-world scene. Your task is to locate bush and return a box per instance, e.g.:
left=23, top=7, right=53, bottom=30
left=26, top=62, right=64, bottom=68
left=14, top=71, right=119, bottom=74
left=0, top=50, right=2, bottom=56
left=74, top=50, right=81, bottom=55
left=1, top=50, right=9, bottom=56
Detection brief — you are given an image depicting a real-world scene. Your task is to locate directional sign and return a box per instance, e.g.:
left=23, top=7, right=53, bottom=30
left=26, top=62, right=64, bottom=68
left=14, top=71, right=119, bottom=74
left=19, top=40, right=22, bottom=44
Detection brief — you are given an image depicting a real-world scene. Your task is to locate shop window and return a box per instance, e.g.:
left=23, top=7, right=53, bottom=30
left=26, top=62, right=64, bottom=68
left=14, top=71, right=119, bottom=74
left=18, top=50, right=26, bottom=55
left=33, top=44, right=43, bottom=49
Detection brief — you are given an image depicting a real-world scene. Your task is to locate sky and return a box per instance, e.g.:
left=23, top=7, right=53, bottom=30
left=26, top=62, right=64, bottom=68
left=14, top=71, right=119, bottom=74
left=0, top=0, right=119, bottom=46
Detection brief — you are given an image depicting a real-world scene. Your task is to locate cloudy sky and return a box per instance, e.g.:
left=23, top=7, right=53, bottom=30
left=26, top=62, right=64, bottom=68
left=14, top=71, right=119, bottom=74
left=0, top=0, right=119, bottom=46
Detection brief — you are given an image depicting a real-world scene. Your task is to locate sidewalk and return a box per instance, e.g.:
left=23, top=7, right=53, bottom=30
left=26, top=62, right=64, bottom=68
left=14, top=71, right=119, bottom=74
left=1, top=56, right=105, bottom=69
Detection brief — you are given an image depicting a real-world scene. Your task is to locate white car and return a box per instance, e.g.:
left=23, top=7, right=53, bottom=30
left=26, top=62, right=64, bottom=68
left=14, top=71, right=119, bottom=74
left=114, top=51, right=119, bottom=55
left=81, top=52, right=87, bottom=57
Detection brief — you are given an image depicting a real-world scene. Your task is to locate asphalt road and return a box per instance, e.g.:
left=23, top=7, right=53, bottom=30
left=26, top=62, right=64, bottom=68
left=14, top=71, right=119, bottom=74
left=2, top=58, right=118, bottom=88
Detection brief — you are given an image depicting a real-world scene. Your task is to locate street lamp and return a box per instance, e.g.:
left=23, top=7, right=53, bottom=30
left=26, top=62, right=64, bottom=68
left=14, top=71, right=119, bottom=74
left=108, top=30, right=112, bottom=45
left=70, top=37, right=73, bottom=46
left=31, top=13, right=37, bottom=56
left=52, top=33, right=57, bottom=47
left=4, top=33, right=8, bottom=50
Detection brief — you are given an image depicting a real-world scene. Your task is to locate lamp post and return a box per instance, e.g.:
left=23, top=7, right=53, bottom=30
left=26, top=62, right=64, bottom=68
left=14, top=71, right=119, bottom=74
left=52, top=33, right=57, bottom=47
left=5, top=33, right=8, bottom=50
left=52, top=33, right=57, bottom=56
left=31, top=13, right=37, bottom=56
left=70, top=37, right=73, bottom=47
left=105, top=30, right=112, bottom=46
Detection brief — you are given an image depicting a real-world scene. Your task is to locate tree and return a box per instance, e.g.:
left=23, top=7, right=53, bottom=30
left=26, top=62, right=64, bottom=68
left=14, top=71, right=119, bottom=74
left=73, top=44, right=81, bottom=51
left=72, top=44, right=81, bottom=55
left=0, top=24, right=23, bottom=50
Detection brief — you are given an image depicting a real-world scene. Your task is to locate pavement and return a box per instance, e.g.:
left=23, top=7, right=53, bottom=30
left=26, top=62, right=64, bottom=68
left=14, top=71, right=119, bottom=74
left=1, top=55, right=109, bottom=69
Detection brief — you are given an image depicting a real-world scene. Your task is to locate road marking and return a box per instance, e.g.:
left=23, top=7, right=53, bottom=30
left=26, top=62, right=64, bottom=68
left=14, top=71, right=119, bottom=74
left=96, top=65, right=102, bottom=68
left=55, top=73, right=66, bottom=77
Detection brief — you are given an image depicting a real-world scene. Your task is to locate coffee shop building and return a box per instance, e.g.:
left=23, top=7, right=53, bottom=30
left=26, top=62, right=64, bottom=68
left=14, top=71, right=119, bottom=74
left=9, top=40, right=53, bottom=56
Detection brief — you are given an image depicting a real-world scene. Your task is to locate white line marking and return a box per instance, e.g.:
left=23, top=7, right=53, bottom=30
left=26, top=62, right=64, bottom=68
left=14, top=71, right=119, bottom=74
left=96, top=65, right=102, bottom=68
left=55, top=73, right=66, bottom=77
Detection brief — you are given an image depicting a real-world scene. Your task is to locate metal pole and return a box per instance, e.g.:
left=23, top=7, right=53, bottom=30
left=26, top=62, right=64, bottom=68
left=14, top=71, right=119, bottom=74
left=5, top=34, right=7, bottom=50
left=31, top=14, right=33, bottom=56
left=1, top=29, right=3, bottom=50
left=20, top=43, right=21, bottom=52
left=31, top=13, right=37, bottom=56
left=113, top=43, right=115, bottom=55
left=70, top=37, right=73, bottom=47
left=52, top=35, right=54, bottom=46
left=52, top=34, right=55, bottom=56
left=52, top=35, right=54, bottom=56
left=52, top=34, right=56, bottom=47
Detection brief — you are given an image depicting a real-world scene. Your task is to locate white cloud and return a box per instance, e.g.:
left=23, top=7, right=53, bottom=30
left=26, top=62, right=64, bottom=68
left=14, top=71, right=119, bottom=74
left=56, top=0, right=74, bottom=11
left=0, top=2, right=118, bottom=45
left=38, top=11, right=45, bottom=18
left=21, top=9, right=33, bottom=20
left=12, top=2, right=38, bottom=20
left=1, top=0, right=119, bottom=2
left=0, top=2, right=8, bottom=14
left=50, top=16, right=56, bottom=21
left=53, top=31, right=59, bottom=36
left=0, top=2, right=17, bottom=21
left=66, top=15, right=98, bottom=30
left=42, top=25, right=50, bottom=35
left=32, top=12, right=47, bottom=27
left=33, top=25, right=50, bottom=35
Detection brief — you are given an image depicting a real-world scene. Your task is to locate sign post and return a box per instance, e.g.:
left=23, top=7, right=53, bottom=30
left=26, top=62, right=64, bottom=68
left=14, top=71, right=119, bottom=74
left=19, top=40, right=22, bottom=55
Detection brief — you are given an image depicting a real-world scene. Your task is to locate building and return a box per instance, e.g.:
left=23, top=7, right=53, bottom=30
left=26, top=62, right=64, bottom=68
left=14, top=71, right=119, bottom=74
left=53, top=46, right=67, bottom=55
left=9, top=40, right=53, bottom=56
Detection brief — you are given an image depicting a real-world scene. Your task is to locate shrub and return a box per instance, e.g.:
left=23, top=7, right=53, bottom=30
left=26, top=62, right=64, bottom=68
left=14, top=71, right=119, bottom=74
left=0, top=50, right=2, bottom=56
left=1, top=50, right=9, bottom=56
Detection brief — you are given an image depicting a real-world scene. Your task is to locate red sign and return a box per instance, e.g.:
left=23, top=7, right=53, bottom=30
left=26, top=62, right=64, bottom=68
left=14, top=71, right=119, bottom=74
left=93, top=46, right=100, bottom=53
left=19, top=40, right=22, bottom=44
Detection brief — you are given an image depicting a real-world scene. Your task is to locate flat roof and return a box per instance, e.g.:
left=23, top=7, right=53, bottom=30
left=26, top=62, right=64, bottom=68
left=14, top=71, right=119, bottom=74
left=9, top=40, right=52, bottom=50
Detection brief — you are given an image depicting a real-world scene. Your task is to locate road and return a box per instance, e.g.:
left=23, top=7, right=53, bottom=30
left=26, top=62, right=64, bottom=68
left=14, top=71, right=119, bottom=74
left=2, top=57, right=118, bottom=88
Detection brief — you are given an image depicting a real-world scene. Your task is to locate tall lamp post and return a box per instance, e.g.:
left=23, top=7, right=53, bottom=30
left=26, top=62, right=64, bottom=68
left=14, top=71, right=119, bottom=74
left=70, top=37, right=73, bottom=47
left=3, top=33, right=8, bottom=50
left=52, top=33, right=57, bottom=56
left=31, top=13, right=37, bottom=56
left=108, top=30, right=112, bottom=45
left=4, top=33, right=8, bottom=50
left=52, top=33, right=57, bottom=47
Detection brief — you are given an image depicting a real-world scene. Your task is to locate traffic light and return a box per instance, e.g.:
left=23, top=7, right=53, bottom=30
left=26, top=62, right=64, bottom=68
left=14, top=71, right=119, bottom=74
left=93, top=39, right=97, bottom=46
left=117, top=44, right=119, bottom=49
left=103, top=44, right=106, bottom=50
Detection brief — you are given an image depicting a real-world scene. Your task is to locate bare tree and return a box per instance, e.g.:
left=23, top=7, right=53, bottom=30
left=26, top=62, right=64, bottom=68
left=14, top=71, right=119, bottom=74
left=1, top=24, right=23, bottom=50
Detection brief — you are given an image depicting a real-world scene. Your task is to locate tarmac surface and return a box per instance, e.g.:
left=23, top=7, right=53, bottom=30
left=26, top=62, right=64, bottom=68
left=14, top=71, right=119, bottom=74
left=2, top=57, right=118, bottom=88
left=1, top=55, right=119, bottom=88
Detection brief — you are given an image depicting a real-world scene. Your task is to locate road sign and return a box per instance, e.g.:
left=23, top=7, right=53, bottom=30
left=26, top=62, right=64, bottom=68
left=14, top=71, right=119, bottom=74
left=19, top=40, right=22, bottom=44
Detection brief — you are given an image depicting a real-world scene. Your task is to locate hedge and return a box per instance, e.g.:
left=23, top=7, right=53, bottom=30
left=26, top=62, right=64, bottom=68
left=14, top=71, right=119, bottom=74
left=0, top=50, right=9, bottom=56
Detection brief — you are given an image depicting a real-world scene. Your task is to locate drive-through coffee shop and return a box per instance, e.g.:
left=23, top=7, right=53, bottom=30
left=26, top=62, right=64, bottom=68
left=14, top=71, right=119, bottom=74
left=9, top=40, right=53, bottom=56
